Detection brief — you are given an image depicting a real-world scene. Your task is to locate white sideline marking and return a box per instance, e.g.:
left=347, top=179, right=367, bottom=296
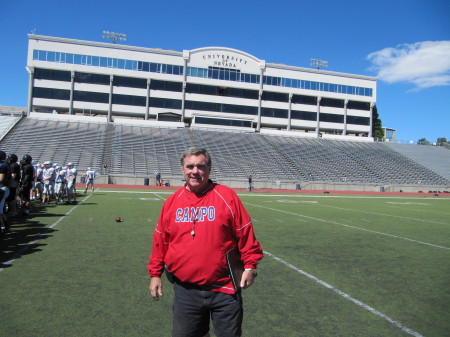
left=96, top=190, right=450, bottom=201
left=96, top=190, right=173, bottom=195
left=383, top=204, right=450, bottom=216
left=151, top=192, right=167, bottom=201
left=245, top=203, right=450, bottom=250
left=317, top=204, right=449, bottom=226
left=386, top=202, right=431, bottom=205
left=95, top=188, right=168, bottom=200
left=264, top=250, right=424, bottom=337
left=0, top=194, right=92, bottom=272
left=240, top=194, right=450, bottom=200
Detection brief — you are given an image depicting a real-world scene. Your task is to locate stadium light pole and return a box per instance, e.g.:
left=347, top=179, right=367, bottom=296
left=102, top=31, right=127, bottom=44
left=310, top=58, right=328, bottom=70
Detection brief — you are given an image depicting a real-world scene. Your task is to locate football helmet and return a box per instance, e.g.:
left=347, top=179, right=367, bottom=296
left=22, top=154, right=33, bottom=164
left=7, top=153, right=18, bottom=164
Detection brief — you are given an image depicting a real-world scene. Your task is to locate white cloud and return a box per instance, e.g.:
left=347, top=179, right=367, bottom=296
left=367, top=41, right=450, bottom=89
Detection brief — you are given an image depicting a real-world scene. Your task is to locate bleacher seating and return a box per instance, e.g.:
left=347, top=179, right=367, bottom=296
left=385, top=142, right=450, bottom=182
left=192, top=129, right=300, bottom=180
left=0, top=115, right=22, bottom=140
left=1, top=115, right=449, bottom=187
left=0, top=117, right=106, bottom=170
left=262, top=136, right=449, bottom=185
left=109, top=124, right=191, bottom=177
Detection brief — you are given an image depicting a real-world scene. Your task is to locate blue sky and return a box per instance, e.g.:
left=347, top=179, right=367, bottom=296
left=1, top=0, right=449, bottom=143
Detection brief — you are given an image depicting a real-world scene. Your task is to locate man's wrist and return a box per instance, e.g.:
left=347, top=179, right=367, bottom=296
left=150, top=274, right=162, bottom=279
left=245, top=268, right=257, bottom=276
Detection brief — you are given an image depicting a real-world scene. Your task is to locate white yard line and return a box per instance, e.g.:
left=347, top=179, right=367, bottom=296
left=151, top=192, right=168, bottom=201
left=245, top=202, right=450, bottom=250
left=95, top=188, right=168, bottom=200
left=316, top=203, right=449, bottom=226
left=239, top=194, right=450, bottom=200
left=96, top=189, right=173, bottom=195
left=264, top=250, right=424, bottom=337
left=0, top=194, right=92, bottom=272
left=86, top=190, right=450, bottom=201
left=382, top=204, right=450, bottom=216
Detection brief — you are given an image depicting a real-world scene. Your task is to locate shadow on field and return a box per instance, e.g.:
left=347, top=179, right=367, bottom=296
left=0, top=202, right=58, bottom=268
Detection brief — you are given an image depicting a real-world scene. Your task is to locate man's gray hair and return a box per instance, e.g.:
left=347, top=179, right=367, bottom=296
left=180, top=147, right=212, bottom=167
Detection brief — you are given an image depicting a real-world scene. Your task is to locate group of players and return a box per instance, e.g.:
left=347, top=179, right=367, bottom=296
left=0, top=150, right=90, bottom=235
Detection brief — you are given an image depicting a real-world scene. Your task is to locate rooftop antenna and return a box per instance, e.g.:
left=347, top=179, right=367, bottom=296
left=30, top=28, right=37, bottom=34
left=102, top=31, right=127, bottom=44
left=310, top=58, right=328, bottom=70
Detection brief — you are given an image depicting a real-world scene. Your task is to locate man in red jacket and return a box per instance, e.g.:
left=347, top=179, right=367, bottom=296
left=148, top=147, right=263, bottom=337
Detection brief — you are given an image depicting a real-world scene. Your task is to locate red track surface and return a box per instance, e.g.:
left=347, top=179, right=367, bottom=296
left=80, top=183, right=450, bottom=197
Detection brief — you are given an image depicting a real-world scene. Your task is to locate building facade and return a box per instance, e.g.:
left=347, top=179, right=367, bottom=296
left=383, top=127, right=397, bottom=142
left=27, top=35, right=377, bottom=139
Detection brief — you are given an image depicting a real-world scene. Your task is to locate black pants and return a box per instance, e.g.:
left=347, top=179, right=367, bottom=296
left=172, top=282, right=243, bottom=337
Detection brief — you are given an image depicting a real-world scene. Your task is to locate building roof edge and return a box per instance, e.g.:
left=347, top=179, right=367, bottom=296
left=27, top=34, right=182, bottom=57
left=267, top=62, right=377, bottom=81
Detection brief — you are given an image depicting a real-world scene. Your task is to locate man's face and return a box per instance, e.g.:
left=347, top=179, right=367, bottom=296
left=182, top=154, right=211, bottom=193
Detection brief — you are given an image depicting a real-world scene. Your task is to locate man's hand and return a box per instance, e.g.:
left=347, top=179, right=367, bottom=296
left=149, top=277, right=163, bottom=301
left=240, top=270, right=256, bottom=289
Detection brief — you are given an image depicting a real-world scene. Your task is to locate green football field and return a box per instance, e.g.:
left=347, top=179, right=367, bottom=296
left=1, top=189, right=449, bottom=337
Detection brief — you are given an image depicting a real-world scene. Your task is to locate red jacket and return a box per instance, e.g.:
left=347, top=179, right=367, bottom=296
left=148, top=182, right=263, bottom=294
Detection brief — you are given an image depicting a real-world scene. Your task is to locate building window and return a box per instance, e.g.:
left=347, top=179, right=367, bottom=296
left=75, top=72, right=110, bottom=85
left=195, top=117, right=252, bottom=128
left=185, top=83, right=258, bottom=99
left=34, top=68, right=71, bottom=82
left=261, top=107, right=288, bottom=118
left=320, top=113, right=344, bottom=123
left=113, top=76, right=147, bottom=89
left=263, top=75, right=373, bottom=97
left=33, top=49, right=184, bottom=76
left=187, top=66, right=260, bottom=84
left=320, top=97, right=344, bottom=108
left=218, top=87, right=228, bottom=96
left=149, top=97, right=182, bottom=109
left=112, top=94, right=146, bottom=106
left=347, top=100, right=371, bottom=111
left=347, top=116, right=370, bottom=125
left=150, top=80, right=183, bottom=92
left=185, top=100, right=258, bottom=116
left=291, top=110, right=317, bottom=121
left=292, top=94, right=317, bottom=105
left=33, top=87, right=70, bottom=100
left=261, top=91, right=289, bottom=102
left=73, top=90, right=109, bottom=103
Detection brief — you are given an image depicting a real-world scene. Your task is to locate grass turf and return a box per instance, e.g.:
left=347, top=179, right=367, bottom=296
left=1, top=190, right=449, bottom=336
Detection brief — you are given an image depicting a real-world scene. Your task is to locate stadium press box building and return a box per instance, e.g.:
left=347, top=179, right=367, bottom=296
left=27, top=34, right=377, bottom=140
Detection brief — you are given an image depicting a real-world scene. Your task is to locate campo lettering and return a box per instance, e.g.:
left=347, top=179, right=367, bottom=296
left=175, top=206, right=216, bottom=222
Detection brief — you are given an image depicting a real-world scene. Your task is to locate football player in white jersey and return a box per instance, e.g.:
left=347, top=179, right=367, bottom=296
left=34, top=163, right=43, bottom=201
left=66, top=162, right=78, bottom=204
left=84, top=167, right=96, bottom=194
left=55, top=166, right=67, bottom=203
left=42, top=161, right=56, bottom=204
